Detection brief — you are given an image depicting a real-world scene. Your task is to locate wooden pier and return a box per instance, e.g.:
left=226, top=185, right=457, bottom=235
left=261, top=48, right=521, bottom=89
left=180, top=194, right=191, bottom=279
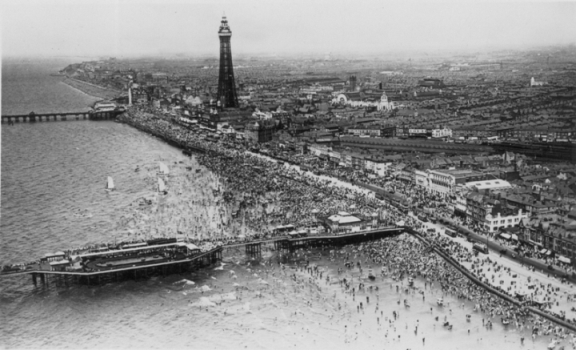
left=2, top=227, right=404, bottom=287
left=245, top=243, right=262, bottom=256
left=228, top=226, right=405, bottom=253
left=10, top=247, right=223, bottom=286
left=1, top=110, right=122, bottom=124
left=279, top=227, right=404, bottom=252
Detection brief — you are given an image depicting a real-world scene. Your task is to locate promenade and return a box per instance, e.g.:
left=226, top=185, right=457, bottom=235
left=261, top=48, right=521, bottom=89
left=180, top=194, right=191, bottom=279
left=421, top=208, right=574, bottom=281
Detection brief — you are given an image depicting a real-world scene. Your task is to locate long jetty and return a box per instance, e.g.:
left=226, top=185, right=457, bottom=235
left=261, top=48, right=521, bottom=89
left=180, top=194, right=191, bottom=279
left=1, top=227, right=404, bottom=285
left=228, top=226, right=405, bottom=253
left=6, top=247, right=224, bottom=287
left=1, top=110, right=122, bottom=124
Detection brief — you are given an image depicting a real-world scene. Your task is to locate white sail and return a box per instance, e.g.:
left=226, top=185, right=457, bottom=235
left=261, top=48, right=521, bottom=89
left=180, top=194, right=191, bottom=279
left=107, top=176, right=115, bottom=190
left=158, top=178, right=166, bottom=192
left=158, top=162, right=170, bottom=175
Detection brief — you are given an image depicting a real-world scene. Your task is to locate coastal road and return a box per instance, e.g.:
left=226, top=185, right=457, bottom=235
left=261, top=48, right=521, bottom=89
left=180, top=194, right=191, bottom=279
left=416, top=208, right=575, bottom=283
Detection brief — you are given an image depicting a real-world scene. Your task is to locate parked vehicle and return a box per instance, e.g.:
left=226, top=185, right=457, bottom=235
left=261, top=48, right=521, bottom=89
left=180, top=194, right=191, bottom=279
left=473, top=243, right=488, bottom=254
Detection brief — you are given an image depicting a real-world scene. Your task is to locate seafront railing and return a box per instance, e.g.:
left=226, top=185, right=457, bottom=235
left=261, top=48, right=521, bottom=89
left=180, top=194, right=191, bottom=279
left=407, top=228, right=576, bottom=332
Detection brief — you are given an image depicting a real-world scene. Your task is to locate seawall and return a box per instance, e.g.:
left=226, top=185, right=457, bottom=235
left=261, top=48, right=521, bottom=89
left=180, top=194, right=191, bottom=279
left=408, top=228, right=576, bottom=333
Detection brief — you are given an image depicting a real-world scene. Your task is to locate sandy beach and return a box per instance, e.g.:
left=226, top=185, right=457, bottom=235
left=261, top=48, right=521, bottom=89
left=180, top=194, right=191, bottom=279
left=145, top=235, right=574, bottom=350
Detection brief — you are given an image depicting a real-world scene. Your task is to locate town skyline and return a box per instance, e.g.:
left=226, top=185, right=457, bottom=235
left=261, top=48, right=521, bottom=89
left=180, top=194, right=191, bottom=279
left=2, top=0, right=576, bottom=58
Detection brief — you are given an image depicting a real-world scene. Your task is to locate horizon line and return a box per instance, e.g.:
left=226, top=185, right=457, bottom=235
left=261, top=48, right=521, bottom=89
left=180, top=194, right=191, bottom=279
left=3, top=43, right=576, bottom=61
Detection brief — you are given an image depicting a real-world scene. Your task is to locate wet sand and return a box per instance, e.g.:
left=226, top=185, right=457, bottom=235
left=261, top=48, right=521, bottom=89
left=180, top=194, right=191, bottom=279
left=157, top=237, right=573, bottom=350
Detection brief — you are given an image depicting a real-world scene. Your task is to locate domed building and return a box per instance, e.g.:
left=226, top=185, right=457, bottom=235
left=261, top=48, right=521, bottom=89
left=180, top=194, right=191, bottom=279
left=332, top=91, right=394, bottom=111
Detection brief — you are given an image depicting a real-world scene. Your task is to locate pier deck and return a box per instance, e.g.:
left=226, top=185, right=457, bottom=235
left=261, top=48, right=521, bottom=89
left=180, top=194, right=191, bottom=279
left=1, top=247, right=223, bottom=278
left=1, top=226, right=403, bottom=279
left=225, top=226, right=404, bottom=251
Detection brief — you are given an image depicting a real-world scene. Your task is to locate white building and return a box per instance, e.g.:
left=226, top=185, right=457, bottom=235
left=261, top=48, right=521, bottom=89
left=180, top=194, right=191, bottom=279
left=365, top=159, right=389, bottom=177
left=332, top=92, right=394, bottom=111
left=485, top=209, right=527, bottom=233
left=414, top=169, right=429, bottom=188
left=431, top=128, right=452, bottom=138
left=253, top=109, right=273, bottom=120
left=309, top=144, right=330, bottom=157
left=326, top=212, right=364, bottom=233
left=93, top=101, right=117, bottom=112
left=185, top=96, right=204, bottom=106
left=408, top=128, right=427, bottom=136
left=453, top=188, right=470, bottom=217
left=465, top=179, right=512, bottom=191
left=428, top=169, right=460, bottom=195
left=530, top=77, right=545, bottom=87
left=417, top=169, right=488, bottom=195
left=348, top=128, right=382, bottom=137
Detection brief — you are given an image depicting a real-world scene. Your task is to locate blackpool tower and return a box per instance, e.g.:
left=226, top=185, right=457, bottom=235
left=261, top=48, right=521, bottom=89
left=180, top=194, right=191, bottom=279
left=217, top=16, right=239, bottom=108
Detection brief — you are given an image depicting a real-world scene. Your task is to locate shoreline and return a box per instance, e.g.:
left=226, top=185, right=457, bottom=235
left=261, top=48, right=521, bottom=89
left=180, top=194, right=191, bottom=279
left=114, top=107, right=576, bottom=334
left=410, top=229, right=576, bottom=333
left=58, top=79, right=101, bottom=100
left=61, top=77, right=121, bottom=100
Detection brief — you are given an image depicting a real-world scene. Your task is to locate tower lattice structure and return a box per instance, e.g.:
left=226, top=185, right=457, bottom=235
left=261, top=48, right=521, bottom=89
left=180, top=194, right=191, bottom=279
left=217, top=16, right=239, bottom=108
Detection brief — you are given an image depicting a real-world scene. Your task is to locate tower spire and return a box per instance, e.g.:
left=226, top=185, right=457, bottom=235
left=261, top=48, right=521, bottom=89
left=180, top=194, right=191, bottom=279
left=217, top=16, right=238, bottom=108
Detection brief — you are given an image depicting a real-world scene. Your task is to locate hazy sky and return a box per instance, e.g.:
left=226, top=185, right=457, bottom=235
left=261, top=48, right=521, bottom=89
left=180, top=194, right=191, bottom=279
left=2, top=0, right=576, bottom=58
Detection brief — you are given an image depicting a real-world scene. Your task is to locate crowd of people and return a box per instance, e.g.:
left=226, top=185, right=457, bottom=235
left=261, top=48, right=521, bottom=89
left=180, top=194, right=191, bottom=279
left=332, top=235, right=576, bottom=347
left=7, top=106, right=576, bottom=340
left=195, top=151, right=386, bottom=237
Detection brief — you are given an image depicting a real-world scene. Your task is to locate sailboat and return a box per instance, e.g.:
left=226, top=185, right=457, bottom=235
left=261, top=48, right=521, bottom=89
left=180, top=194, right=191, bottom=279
left=158, top=162, right=170, bottom=175
left=158, top=177, right=167, bottom=194
left=106, top=176, right=115, bottom=191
